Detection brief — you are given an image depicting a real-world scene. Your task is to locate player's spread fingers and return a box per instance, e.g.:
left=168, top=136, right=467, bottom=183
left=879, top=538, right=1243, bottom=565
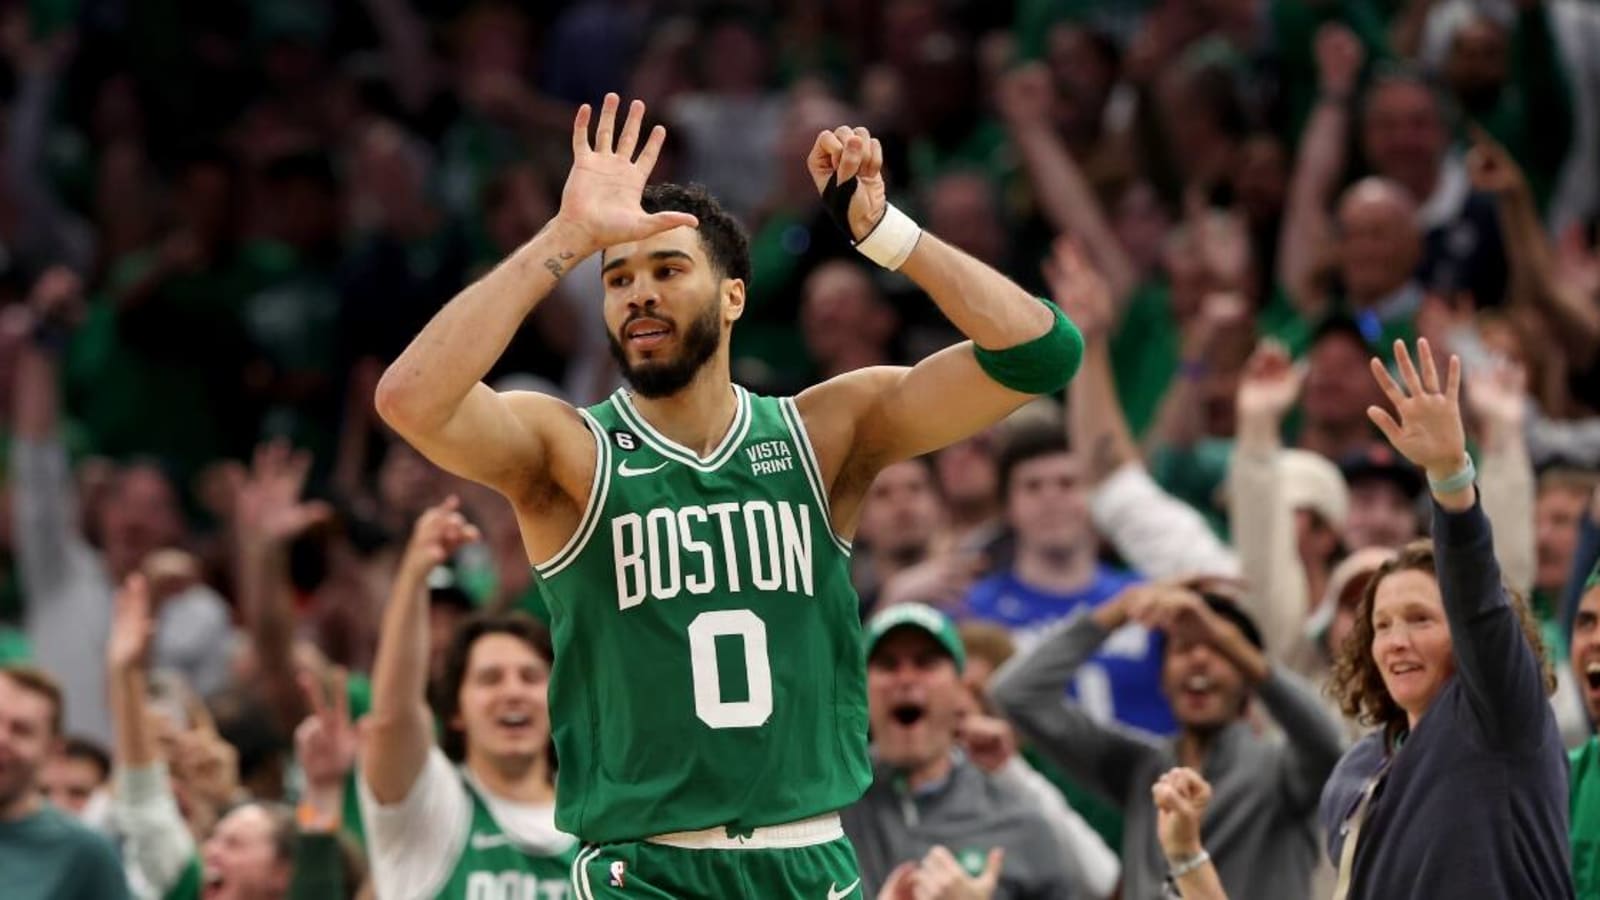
left=636, top=124, right=668, bottom=173
left=572, top=104, right=592, bottom=156
left=594, top=92, right=620, bottom=154
left=616, top=98, right=645, bottom=161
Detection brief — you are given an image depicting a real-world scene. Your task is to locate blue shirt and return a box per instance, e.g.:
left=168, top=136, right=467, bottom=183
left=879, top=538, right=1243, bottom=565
left=961, top=566, right=1176, bottom=735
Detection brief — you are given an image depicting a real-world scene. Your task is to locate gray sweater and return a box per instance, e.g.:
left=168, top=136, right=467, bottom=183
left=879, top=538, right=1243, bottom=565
left=842, top=754, right=1083, bottom=899
left=990, top=616, right=1346, bottom=900
left=1317, top=499, right=1574, bottom=899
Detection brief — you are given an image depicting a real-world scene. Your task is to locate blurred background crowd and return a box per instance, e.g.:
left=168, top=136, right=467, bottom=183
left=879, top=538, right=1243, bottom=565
left=0, top=0, right=1598, bottom=898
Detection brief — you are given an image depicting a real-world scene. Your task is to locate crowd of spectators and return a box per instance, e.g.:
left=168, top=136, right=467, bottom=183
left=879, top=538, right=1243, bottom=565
left=2, top=0, right=1599, bottom=898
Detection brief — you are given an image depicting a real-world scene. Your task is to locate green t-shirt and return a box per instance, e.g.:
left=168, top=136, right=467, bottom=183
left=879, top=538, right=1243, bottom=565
left=1570, top=737, right=1600, bottom=898
left=0, top=805, right=129, bottom=900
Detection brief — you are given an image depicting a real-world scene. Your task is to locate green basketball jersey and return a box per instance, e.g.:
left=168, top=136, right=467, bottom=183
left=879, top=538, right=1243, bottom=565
left=434, top=776, right=577, bottom=899
left=533, top=386, right=871, bottom=844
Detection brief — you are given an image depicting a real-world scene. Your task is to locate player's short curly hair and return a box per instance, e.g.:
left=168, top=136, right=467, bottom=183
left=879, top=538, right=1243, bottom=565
left=641, top=182, right=751, bottom=285
left=1327, top=539, right=1555, bottom=737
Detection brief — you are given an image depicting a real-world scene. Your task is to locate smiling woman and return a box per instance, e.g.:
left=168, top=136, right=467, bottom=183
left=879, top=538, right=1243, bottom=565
left=1329, top=540, right=1554, bottom=736
left=1316, top=339, right=1574, bottom=900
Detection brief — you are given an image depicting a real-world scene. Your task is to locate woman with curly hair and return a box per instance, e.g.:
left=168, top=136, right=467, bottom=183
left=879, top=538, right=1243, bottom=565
left=1318, top=339, right=1573, bottom=899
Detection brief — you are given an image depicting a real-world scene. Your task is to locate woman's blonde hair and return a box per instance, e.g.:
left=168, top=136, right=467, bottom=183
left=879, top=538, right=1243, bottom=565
left=1326, top=539, right=1556, bottom=736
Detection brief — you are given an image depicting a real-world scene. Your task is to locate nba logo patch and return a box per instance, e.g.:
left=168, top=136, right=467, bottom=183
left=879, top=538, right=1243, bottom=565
left=612, top=429, right=638, bottom=451
left=609, top=860, right=627, bottom=888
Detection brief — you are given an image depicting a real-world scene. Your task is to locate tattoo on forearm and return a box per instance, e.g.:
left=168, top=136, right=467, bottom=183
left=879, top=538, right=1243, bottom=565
left=544, top=250, right=576, bottom=279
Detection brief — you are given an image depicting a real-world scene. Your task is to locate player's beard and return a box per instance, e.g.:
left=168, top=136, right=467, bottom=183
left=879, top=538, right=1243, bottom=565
left=608, top=294, right=724, bottom=399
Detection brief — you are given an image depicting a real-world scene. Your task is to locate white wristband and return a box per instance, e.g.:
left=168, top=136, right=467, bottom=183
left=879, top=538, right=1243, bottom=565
left=854, top=203, right=922, bottom=271
left=1168, top=849, right=1211, bottom=879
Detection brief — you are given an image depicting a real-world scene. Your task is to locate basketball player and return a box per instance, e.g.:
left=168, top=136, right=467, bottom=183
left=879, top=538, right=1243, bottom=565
left=375, top=93, right=1084, bottom=898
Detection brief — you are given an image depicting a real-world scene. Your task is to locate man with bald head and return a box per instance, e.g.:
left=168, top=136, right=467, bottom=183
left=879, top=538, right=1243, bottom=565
left=1335, top=177, right=1424, bottom=344
left=1358, top=72, right=1506, bottom=305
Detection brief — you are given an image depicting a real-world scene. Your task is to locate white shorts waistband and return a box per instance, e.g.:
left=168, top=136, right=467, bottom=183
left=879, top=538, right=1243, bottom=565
left=644, top=813, right=843, bottom=850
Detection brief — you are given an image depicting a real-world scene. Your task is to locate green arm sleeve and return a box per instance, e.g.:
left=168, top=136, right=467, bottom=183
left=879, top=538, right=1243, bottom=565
left=972, top=299, right=1085, bottom=395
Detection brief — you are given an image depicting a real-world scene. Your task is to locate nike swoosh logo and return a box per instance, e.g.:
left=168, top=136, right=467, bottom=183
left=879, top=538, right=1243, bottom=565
left=470, top=833, right=511, bottom=850
left=827, top=879, right=860, bottom=900
left=618, top=460, right=669, bottom=477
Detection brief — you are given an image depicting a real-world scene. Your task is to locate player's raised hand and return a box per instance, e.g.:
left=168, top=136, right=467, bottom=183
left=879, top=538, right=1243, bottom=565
left=557, top=93, right=698, bottom=251
left=808, top=125, right=887, bottom=241
left=398, top=495, right=482, bottom=583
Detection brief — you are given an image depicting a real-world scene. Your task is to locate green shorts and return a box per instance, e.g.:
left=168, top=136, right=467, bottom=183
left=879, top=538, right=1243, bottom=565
left=569, top=816, right=861, bottom=900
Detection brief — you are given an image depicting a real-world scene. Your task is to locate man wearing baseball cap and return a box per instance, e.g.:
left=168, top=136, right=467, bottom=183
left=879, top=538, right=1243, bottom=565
left=1338, top=443, right=1425, bottom=550
left=843, top=603, right=1117, bottom=900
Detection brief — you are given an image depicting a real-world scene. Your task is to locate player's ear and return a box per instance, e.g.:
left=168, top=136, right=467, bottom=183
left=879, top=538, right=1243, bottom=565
left=722, top=278, right=746, bottom=323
